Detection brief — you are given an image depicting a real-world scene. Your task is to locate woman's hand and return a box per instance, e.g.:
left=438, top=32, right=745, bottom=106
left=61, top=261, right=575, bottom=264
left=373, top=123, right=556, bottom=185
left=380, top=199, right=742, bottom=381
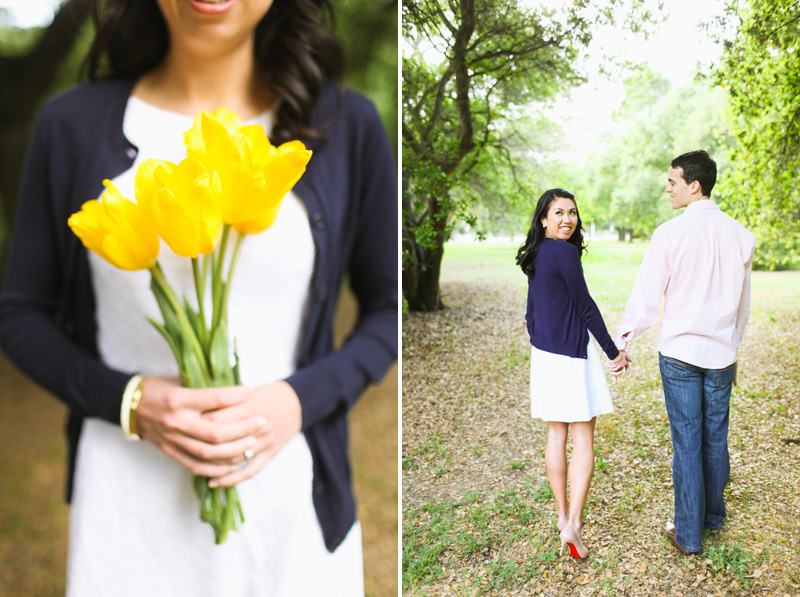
left=201, top=380, right=303, bottom=488
left=608, top=349, right=632, bottom=383
left=134, top=376, right=268, bottom=479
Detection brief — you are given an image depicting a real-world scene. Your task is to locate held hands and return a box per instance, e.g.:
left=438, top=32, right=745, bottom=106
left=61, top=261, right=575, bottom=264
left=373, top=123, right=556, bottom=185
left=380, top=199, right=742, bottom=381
left=135, top=377, right=302, bottom=487
left=608, top=349, right=632, bottom=383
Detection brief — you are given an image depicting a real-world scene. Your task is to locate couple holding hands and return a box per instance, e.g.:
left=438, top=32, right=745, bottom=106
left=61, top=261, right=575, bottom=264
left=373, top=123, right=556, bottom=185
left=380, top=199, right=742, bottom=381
left=517, top=151, right=755, bottom=560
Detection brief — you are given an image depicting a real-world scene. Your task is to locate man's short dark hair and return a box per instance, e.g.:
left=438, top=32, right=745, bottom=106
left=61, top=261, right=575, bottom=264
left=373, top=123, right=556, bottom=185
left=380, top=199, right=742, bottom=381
left=671, top=150, right=717, bottom=197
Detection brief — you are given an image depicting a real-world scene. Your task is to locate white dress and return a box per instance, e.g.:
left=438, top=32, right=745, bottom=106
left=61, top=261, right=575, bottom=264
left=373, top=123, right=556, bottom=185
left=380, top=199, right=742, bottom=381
left=68, top=97, right=363, bottom=596
left=529, top=334, right=614, bottom=422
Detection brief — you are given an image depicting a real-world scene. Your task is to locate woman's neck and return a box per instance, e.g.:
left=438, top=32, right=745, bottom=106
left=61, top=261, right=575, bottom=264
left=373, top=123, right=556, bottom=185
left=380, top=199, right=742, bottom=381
left=132, top=46, right=272, bottom=120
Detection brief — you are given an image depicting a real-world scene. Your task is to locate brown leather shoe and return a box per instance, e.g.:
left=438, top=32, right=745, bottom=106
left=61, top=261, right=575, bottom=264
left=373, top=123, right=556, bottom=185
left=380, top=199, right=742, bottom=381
left=661, top=521, right=699, bottom=555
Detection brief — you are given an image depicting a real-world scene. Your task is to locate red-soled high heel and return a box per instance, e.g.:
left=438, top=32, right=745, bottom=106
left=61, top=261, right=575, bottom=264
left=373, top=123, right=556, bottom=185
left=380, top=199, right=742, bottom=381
left=559, top=523, right=588, bottom=559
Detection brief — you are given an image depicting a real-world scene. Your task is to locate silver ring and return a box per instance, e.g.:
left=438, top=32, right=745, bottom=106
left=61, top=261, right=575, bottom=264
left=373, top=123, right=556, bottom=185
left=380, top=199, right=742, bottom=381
left=244, top=448, right=254, bottom=461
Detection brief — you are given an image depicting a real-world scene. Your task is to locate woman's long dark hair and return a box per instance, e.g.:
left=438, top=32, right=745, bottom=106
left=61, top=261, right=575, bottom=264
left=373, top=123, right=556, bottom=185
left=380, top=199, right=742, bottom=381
left=83, top=0, right=343, bottom=142
left=515, top=188, right=587, bottom=278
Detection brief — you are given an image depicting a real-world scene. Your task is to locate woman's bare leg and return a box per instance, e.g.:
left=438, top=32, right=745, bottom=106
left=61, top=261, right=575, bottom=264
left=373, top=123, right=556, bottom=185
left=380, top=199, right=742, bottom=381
left=544, top=421, right=569, bottom=530
left=567, top=417, right=596, bottom=529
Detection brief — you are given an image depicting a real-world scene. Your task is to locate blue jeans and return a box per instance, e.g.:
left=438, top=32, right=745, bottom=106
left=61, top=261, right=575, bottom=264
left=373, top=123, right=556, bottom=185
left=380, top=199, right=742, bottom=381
left=658, top=353, right=736, bottom=553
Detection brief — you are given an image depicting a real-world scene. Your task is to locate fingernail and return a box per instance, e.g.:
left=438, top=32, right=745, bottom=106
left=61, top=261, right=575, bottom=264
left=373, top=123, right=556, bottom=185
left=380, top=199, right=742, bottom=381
left=208, top=480, right=219, bottom=488
left=257, top=417, right=267, bottom=428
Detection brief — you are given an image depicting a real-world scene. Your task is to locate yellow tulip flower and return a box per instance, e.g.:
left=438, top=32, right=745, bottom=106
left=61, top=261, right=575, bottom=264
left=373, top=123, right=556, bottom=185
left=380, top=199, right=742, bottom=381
left=184, top=109, right=312, bottom=234
left=184, top=108, right=243, bottom=159
left=68, top=180, right=160, bottom=271
left=134, top=157, right=223, bottom=258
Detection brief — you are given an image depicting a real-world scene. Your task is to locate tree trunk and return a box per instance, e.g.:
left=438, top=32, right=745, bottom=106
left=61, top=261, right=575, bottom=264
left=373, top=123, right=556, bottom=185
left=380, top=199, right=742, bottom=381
left=403, top=243, right=445, bottom=312
left=402, top=182, right=450, bottom=312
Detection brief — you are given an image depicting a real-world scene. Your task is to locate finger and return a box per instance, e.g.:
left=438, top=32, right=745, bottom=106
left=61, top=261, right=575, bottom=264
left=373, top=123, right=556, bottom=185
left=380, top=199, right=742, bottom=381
left=173, top=433, right=258, bottom=465
left=160, top=440, right=241, bottom=478
left=180, top=415, right=265, bottom=445
left=208, top=451, right=270, bottom=488
left=203, top=401, right=260, bottom=425
left=181, top=385, right=255, bottom=413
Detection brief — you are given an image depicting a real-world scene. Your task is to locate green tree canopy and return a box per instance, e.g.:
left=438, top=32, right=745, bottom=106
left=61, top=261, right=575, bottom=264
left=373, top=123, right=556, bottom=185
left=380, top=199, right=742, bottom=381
left=402, top=0, right=663, bottom=311
left=576, top=70, right=733, bottom=240
left=713, top=0, right=800, bottom=269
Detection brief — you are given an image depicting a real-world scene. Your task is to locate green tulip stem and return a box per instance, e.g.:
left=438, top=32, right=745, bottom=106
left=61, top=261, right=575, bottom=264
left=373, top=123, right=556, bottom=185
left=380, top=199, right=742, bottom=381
left=149, top=263, right=212, bottom=385
left=219, top=231, right=246, bottom=327
left=211, top=225, right=232, bottom=332
left=192, top=258, right=208, bottom=345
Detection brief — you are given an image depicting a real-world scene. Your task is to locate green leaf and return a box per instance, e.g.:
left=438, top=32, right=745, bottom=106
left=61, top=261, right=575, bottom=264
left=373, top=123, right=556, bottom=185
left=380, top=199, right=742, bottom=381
left=224, top=487, right=237, bottom=534
left=146, top=318, right=182, bottom=370
left=193, top=475, right=207, bottom=501
left=183, top=296, right=204, bottom=345
left=149, top=274, right=183, bottom=346
left=233, top=338, right=241, bottom=386
left=181, top=343, right=208, bottom=389
left=200, top=487, right=214, bottom=524
left=209, top=321, right=234, bottom=386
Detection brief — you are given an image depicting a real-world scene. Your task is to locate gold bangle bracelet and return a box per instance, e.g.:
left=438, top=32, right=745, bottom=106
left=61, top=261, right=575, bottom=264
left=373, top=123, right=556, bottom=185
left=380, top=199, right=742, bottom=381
left=128, top=381, right=143, bottom=438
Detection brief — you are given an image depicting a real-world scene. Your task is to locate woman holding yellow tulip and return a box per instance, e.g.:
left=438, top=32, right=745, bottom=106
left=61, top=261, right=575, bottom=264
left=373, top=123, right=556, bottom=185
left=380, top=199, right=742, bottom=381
left=0, top=0, right=397, bottom=595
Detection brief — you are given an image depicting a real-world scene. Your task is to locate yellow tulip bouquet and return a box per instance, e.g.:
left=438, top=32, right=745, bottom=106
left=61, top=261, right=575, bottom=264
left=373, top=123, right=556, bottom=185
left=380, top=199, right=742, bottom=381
left=68, top=108, right=312, bottom=544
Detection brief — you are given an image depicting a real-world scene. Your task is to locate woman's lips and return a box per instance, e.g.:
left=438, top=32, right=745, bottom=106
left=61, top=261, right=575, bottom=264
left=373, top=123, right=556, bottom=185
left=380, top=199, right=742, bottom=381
left=190, top=0, right=235, bottom=15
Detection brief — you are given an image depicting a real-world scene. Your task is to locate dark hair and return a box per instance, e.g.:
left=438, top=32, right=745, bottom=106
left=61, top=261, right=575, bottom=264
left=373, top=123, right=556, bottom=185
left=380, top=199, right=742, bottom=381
left=516, top=188, right=586, bottom=278
left=671, top=150, right=717, bottom=197
left=83, top=0, right=343, bottom=143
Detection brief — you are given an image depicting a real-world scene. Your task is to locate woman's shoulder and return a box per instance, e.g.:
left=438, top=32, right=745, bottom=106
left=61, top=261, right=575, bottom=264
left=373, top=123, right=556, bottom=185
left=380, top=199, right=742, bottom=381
left=539, top=238, right=580, bottom=258
left=37, top=78, right=134, bottom=130
left=43, top=79, right=133, bottom=113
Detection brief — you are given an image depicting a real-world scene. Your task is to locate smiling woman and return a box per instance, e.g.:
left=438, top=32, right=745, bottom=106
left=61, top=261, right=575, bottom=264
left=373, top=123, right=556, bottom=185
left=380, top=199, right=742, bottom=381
left=515, top=187, right=630, bottom=559
left=0, top=0, right=398, bottom=595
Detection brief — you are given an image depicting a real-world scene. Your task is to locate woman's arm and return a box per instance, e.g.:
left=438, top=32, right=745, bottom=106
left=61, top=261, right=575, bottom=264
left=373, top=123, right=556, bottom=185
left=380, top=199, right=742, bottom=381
left=558, top=243, right=620, bottom=361
left=0, top=104, right=132, bottom=424
left=286, top=99, right=398, bottom=429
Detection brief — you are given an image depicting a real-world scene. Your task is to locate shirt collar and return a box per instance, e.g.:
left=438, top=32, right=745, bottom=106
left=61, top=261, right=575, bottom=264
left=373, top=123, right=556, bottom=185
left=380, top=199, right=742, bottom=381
left=685, top=199, right=719, bottom=212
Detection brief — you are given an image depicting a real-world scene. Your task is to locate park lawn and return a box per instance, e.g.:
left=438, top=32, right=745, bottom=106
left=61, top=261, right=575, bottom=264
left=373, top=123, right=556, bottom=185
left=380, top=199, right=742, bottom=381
left=403, top=240, right=800, bottom=596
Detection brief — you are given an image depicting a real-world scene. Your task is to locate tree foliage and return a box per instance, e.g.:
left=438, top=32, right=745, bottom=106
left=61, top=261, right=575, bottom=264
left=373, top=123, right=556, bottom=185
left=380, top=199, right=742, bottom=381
left=713, top=0, right=800, bottom=270
left=402, top=0, right=663, bottom=311
left=577, top=70, right=734, bottom=240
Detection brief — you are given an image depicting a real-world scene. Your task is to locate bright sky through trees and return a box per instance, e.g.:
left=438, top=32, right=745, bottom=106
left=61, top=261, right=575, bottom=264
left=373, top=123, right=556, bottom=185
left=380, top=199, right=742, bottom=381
left=544, top=0, right=728, bottom=161
left=0, top=0, right=58, bottom=27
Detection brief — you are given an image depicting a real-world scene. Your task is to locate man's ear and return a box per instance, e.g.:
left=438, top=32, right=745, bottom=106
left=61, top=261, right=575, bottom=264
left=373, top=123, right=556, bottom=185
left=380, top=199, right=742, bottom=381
left=691, top=179, right=702, bottom=194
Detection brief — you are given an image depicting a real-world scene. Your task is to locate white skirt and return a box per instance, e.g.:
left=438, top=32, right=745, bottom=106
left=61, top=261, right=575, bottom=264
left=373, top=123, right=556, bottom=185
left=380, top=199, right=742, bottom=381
left=529, top=334, right=614, bottom=422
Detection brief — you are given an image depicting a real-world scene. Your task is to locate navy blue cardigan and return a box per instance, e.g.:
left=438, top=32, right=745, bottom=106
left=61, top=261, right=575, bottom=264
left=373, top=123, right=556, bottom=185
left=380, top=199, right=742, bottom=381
left=0, top=78, right=398, bottom=552
left=525, top=239, right=619, bottom=361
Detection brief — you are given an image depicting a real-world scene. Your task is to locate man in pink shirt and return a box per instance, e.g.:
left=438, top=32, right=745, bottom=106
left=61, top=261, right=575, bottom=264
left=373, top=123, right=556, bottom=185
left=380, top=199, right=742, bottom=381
left=615, top=150, right=755, bottom=555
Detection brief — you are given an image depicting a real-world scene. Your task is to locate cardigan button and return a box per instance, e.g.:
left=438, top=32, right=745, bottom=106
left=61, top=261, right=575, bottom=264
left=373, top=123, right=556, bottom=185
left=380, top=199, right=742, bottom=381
left=311, top=213, right=325, bottom=229
left=314, top=287, right=328, bottom=303
left=126, top=147, right=137, bottom=159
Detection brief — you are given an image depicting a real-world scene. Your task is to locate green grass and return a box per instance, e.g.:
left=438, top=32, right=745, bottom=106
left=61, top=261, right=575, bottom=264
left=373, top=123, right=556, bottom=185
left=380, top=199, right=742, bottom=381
left=441, top=239, right=650, bottom=308
left=402, top=486, right=548, bottom=592
left=442, top=238, right=800, bottom=308
left=706, top=543, right=756, bottom=589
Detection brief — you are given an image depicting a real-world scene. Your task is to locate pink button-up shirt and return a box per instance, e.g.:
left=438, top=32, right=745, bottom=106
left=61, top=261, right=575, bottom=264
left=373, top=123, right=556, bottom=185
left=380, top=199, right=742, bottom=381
left=615, top=200, right=755, bottom=369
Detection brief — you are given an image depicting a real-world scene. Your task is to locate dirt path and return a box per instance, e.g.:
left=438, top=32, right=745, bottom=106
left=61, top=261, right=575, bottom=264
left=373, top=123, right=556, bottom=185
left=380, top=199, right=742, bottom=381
left=402, top=280, right=800, bottom=596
